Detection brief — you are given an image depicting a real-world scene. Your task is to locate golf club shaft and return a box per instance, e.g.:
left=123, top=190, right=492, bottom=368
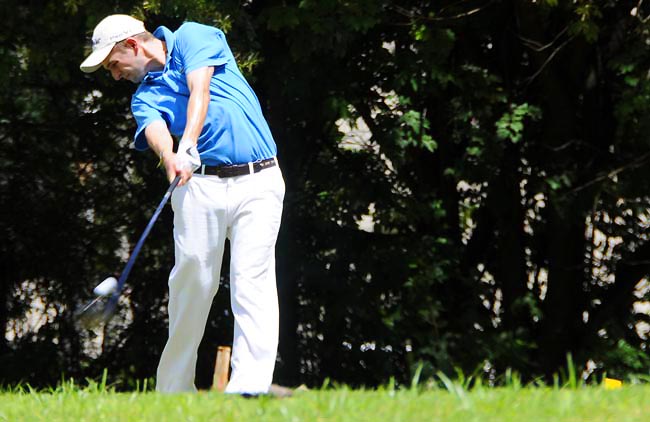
left=105, top=175, right=181, bottom=311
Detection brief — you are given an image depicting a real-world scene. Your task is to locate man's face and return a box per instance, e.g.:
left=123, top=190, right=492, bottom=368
left=102, top=39, right=147, bottom=83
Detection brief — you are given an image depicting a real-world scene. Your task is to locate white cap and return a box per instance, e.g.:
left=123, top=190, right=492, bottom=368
left=80, top=14, right=146, bottom=73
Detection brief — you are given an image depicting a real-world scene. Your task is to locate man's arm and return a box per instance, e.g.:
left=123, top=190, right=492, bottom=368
left=182, top=66, right=214, bottom=145
left=146, top=66, right=214, bottom=186
left=144, top=121, right=187, bottom=184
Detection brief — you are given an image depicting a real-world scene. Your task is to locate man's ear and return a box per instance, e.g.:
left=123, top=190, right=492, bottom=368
left=123, top=37, right=139, bottom=52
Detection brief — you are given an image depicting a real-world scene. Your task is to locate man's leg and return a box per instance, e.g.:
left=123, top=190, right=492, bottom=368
left=225, top=166, right=285, bottom=395
left=156, top=176, right=228, bottom=393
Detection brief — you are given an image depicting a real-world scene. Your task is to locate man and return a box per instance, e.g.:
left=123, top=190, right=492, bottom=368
left=80, top=14, right=285, bottom=395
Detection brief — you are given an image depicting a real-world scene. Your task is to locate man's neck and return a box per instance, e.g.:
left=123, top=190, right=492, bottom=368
left=146, top=39, right=167, bottom=73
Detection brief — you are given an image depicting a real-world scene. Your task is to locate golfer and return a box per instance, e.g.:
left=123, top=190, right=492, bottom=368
left=80, top=14, right=285, bottom=395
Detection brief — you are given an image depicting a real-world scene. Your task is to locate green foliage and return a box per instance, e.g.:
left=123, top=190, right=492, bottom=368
left=570, top=2, right=603, bottom=43
left=598, top=339, right=650, bottom=379
left=495, top=103, right=542, bottom=144
left=397, top=110, right=437, bottom=152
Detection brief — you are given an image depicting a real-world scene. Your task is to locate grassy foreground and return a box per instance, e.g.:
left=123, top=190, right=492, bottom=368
left=1, top=384, right=649, bottom=422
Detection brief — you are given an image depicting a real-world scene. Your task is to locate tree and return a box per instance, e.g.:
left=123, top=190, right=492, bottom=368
left=258, top=0, right=650, bottom=384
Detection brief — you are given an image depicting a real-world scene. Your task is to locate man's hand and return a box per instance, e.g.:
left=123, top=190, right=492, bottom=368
left=146, top=121, right=196, bottom=186
left=160, top=141, right=200, bottom=187
left=176, top=138, right=201, bottom=172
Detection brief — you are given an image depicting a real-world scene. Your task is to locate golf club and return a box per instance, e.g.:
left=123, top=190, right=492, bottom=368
left=75, top=175, right=181, bottom=329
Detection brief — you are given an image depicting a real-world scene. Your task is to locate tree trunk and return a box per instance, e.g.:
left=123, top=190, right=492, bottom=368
left=491, top=144, right=529, bottom=330
left=538, top=204, right=588, bottom=374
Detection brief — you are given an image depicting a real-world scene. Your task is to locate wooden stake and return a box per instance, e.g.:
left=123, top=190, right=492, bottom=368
left=212, top=345, right=231, bottom=392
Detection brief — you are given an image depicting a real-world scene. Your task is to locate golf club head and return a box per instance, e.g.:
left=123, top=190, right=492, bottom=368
left=93, top=276, right=118, bottom=296
left=74, top=296, right=117, bottom=330
left=75, top=176, right=180, bottom=331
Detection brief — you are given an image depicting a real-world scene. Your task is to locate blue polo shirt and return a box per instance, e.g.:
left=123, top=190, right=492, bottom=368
left=131, top=23, right=277, bottom=165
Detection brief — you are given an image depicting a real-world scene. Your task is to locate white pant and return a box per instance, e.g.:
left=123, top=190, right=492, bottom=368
left=156, top=165, right=285, bottom=394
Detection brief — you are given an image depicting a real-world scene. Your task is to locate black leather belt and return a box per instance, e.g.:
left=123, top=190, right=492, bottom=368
left=195, top=157, right=277, bottom=178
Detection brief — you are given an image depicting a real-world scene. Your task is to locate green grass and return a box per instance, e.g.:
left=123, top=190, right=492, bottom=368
left=1, top=384, right=649, bottom=421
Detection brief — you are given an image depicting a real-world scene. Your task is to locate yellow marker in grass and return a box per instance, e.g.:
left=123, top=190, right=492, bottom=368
left=604, top=378, right=622, bottom=389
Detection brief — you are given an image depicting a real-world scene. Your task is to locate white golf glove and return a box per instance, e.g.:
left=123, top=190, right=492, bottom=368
left=176, top=139, right=201, bottom=172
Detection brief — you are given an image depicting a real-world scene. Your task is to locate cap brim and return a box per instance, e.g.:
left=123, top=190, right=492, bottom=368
left=80, top=44, right=115, bottom=73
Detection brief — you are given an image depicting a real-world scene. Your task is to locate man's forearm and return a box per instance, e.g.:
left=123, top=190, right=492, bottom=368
left=145, top=120, right=175, bottom=165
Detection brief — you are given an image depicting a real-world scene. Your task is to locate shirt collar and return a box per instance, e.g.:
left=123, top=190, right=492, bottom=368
left=143, top=26, right=175, bottom=83
left=153, top=26, right=175, bottom=62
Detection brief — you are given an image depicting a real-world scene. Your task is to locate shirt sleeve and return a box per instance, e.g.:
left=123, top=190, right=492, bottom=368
left=131, top=93, right=165, bottom=151
left=175, top=22, right=230, bottom=74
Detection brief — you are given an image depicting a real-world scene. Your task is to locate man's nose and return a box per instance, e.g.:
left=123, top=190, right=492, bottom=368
left=110, top=69, right=121, bottom=81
